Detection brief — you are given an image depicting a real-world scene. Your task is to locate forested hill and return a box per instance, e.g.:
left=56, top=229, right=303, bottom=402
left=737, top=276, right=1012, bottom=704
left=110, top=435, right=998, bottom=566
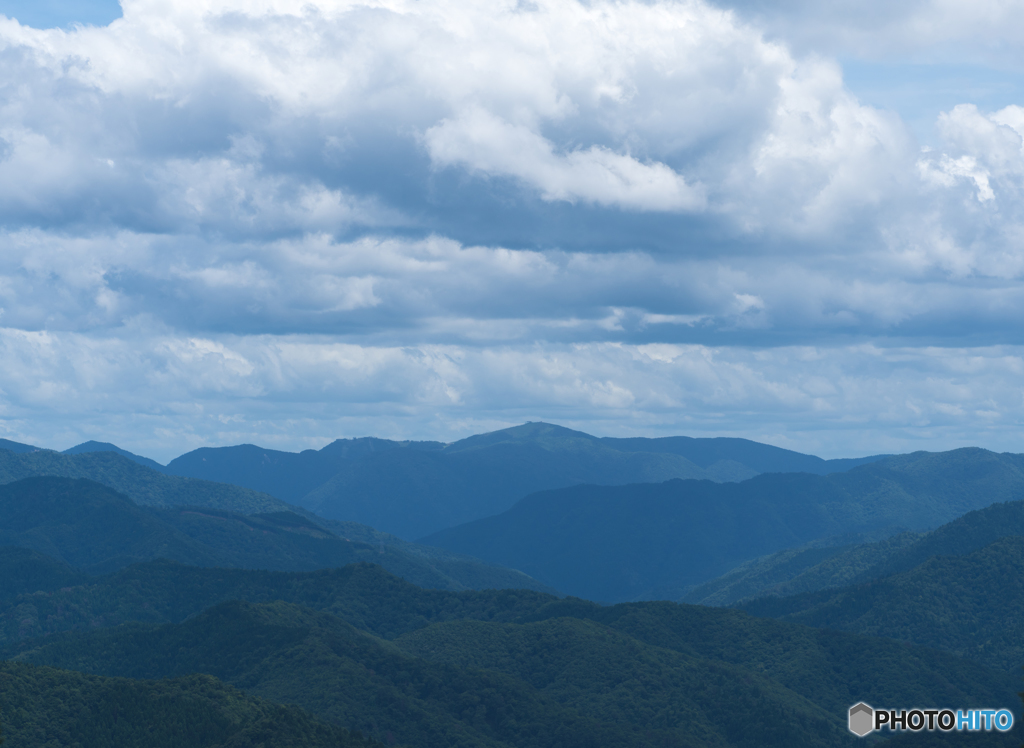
left=423, top=447, right=1024, bottom=602
left=688, top=495, right=1024, bottom=606
left=164, top=421, right=887, bottom=538
left=0, top=448, right=291, bottom=515
left=0, top=661, right=381, bottom=748
left=62, top=440, right=165, bottom=471
left=732, top=498, right=1024, bottom=671
left=2, top=559, right=1018, bottom=748
left=740, top=535, right=1024, bottom=671
left=0, top=476, right=554, bottom=592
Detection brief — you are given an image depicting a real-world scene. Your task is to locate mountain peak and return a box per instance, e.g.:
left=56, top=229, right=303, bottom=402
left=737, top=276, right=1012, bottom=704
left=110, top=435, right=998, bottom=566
left=63, top=441, right=165, bottom=470
left=445, top=422, right=599, bottom=453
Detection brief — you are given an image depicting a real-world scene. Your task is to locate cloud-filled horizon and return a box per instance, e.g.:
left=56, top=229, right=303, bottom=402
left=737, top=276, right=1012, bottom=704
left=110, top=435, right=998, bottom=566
left=1, top=0, right=1023, bottom=462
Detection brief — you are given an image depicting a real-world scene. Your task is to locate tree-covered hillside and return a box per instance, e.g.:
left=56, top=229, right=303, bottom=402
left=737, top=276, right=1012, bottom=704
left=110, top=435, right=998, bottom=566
left=0, top=660, right=380, bottom=748
left=739, top=535, right=1024, bottom=671
left=682, top=532, right=924, bottom=606
left=2, top=559, right=1020, bottom=747
left=0, top=559, right=557, bottom=648
left=62, top=440, right=166, bottom=471
left=0, top=477, right=554, bottom=592
left=0, top=547, right=89, bottom=601
left=0, top=449, right=290, bottom=514
left=691, top=497, right=1024, bottom=606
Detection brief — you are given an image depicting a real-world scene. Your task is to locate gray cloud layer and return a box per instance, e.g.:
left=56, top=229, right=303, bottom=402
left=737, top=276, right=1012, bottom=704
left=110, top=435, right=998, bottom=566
left=0, top=0, right=1023, bottom=459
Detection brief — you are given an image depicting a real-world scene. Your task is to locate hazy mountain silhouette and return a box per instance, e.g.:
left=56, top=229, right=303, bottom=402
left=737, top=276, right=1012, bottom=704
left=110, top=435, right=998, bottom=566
left=166, top=422, right=887, bottom=538
left=422, top=448, right=1024, bottom=602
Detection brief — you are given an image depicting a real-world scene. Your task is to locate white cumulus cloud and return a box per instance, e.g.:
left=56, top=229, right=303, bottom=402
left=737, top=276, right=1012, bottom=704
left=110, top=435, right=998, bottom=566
left=0, top=0, right=1021, bottom=456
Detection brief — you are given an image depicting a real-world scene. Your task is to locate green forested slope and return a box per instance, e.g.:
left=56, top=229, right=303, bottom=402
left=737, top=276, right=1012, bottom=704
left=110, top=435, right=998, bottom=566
left=0, top=561, right=554, bottom=647
left=519, top=598, right=1021, bottom=728
left=2, top=559, right=1020, bottom=747
left=691, top=497, right=1024, bottom=607
left=0, top=459, right=554, bottom=592
left=0, top=547, right=89, bottom=601
left=0, top=477, right=554, bottom=592
left=0, top=477, right=223, bottom=573
left=682, top=533, right=923, bottom=606
left=0, top=661, right=380, bottom=748
left=62, top=440, right=166, bottom=471
left=11, top=601, right=644, bottom=748
left=848, top=499, right=1024, bottom=580
left=739, top=535, right=1024, bottom=671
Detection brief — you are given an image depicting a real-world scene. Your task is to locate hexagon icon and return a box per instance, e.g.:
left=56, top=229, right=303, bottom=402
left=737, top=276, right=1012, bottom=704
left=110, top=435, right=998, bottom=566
left=849, top=703, right=874, bottom=737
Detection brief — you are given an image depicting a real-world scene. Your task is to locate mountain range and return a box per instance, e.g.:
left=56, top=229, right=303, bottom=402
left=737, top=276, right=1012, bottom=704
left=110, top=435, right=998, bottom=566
left=2, top=424, right=1024, bottom=745
left=0, top=443, right=573, bottom=593
left=423, top=447, right=1024, bottom=602
left=162, top=422, right=888, bottom=538
left=0, top=422, right=885, bottom=539
left=7, top=426, right=1024, bottom=606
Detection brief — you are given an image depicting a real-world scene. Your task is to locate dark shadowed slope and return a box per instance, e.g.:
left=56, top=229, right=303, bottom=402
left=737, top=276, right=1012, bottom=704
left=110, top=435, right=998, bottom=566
left=6, top=564, right=1019, bottom=748
left=423, top=448, right=1024, bottom=602
left=0, top=560, right=558, bottom=647
left=0, top=661, right=379, bottom=748
left=0, top=546, right=90, bottom=600
left=0, top=477, right=555, bottom=591
left=0, top=477, right=221, bottom=573
left=0, top=446, right=545, bottom=591
left=63, top=440, right=166, bottom=471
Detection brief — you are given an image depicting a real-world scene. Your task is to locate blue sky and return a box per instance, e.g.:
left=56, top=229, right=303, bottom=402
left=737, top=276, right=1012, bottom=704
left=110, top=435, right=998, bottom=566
left=0, top=0, right=1023, bottom=462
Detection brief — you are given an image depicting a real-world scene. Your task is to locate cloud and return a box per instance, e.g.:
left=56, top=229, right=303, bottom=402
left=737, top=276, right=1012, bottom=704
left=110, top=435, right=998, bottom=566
left=425, top=108, right=706, bottom=211
left=2, top=325, right=1024, bottom=461
left=0, top=0, right=1022, bottom=456
left=0, top=0, right=916, bottom=238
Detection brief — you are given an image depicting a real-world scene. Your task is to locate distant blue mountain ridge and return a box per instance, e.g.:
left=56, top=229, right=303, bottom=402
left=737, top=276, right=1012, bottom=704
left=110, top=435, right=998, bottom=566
left=162, top=422, right=891, bottom=538
left=0, top=438, right=39, bottom=454
left=1, top=423, right=890, bottom=540
left=422, top=447, right=1024, bottom=602
left=62, top=440, right=165, bottom=471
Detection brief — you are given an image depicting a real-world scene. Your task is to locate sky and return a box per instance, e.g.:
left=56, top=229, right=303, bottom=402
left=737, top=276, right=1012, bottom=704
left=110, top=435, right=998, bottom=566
left=0, top=0, right=1023, bottom=462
